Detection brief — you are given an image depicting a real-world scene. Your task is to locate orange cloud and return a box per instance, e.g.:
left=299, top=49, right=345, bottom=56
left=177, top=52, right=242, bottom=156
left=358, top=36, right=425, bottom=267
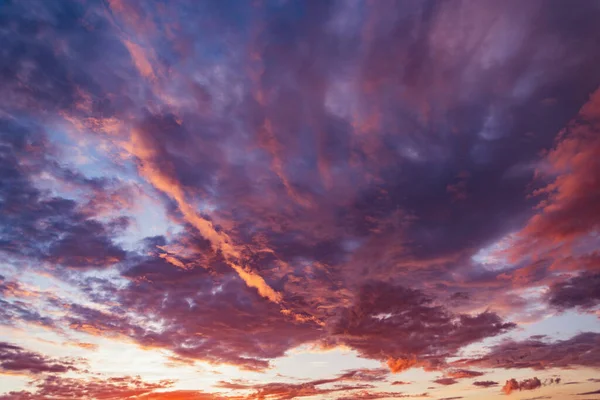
left=387, top=357, right=418, bottom=373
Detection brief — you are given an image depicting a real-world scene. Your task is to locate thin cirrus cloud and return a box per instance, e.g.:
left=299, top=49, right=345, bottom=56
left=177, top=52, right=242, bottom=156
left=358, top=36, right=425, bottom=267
left=0, top=0, right=600, bottom=399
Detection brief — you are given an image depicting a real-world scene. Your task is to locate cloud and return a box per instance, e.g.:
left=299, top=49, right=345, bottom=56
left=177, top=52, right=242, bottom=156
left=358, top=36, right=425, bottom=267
left=577, top=389, right=600, bottom=395
left=215, top=368, right=389, bottom=399
left=0, top=277, right=55, bottom=329
left=0, top=118, right=128, bottom=270
left=128, top=115, right=282, bottom=304
left=65, top=342, right=98, bottom=351
left=216, top=378, right=375, bottom=400
left=331, top=282, right=515, bottom=370
left=508, top=88, right=600, bottom=259
left=1, top=0, right=600, bottom=394
left=135, top=392, right=229, bottom=400
left=453, top=332, right=600, bottom=370
left=500, top=88, right=600, bottom=311
left=502, top=377, right=541, bottom=395
left=335, top=392, right=429, bottom=400
left=0, top=375, right=175, bottom=400
left=433, top=378, right=458, bottom=386
left=547, top=272, right=600, bottom=311
left=445, top=369, right=485, bottom=379
left=473, top=381, right=499, bottom=388
left=0, top=342, right=79, bottom=375
left=62, top=268, right=320, bottom=371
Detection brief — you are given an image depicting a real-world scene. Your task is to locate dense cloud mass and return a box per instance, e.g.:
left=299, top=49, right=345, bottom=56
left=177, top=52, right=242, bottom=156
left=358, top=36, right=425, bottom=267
left=0, top=342, right=79, bottom=375
left=1, top=0, right=600, bottom=398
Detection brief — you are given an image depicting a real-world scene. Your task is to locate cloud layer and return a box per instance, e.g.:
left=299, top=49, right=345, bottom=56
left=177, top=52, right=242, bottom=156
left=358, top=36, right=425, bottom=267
left=1, top=0, right=600, bottom=398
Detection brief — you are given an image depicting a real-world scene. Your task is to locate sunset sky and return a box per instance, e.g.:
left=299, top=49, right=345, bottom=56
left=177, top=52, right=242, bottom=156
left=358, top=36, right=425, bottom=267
left=1, top=0, right=600, bottom=399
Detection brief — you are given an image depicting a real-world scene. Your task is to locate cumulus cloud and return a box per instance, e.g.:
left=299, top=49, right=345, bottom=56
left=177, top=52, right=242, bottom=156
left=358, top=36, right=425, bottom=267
left=502, top=377, right=541, bottom=395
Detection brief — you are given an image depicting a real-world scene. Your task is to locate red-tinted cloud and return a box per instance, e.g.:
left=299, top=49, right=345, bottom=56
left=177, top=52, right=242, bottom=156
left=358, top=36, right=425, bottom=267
left=501, top=377, right=541, bottom=395
left=501, top=88, right=600, bottom=311
left=509, top=89, right=600, bottom=257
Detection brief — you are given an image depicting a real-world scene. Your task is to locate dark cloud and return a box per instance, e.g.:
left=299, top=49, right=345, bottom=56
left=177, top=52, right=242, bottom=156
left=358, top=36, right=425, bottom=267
left=473, top=381, right=499, bottom=388
left=0, top=118, right=127, bottom=270
left=330, top=282, right=515, bottom=370
left=0, top=0, right=133, bottom=116
left=453, top=332, right=600, bottom=370
left=577, top=389, right=600, bottom=395
left=548, top=273, right=600, bottom=310
left=0, top=342, right=79, bottom=375
left=433, top=378, right=458, bottom=386
left=62, top=268, right=321, bottom=371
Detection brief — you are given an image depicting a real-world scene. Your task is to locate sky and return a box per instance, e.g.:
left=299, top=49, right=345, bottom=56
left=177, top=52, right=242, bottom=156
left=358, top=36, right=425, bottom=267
left=0, top=0, right=600, bottom=399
